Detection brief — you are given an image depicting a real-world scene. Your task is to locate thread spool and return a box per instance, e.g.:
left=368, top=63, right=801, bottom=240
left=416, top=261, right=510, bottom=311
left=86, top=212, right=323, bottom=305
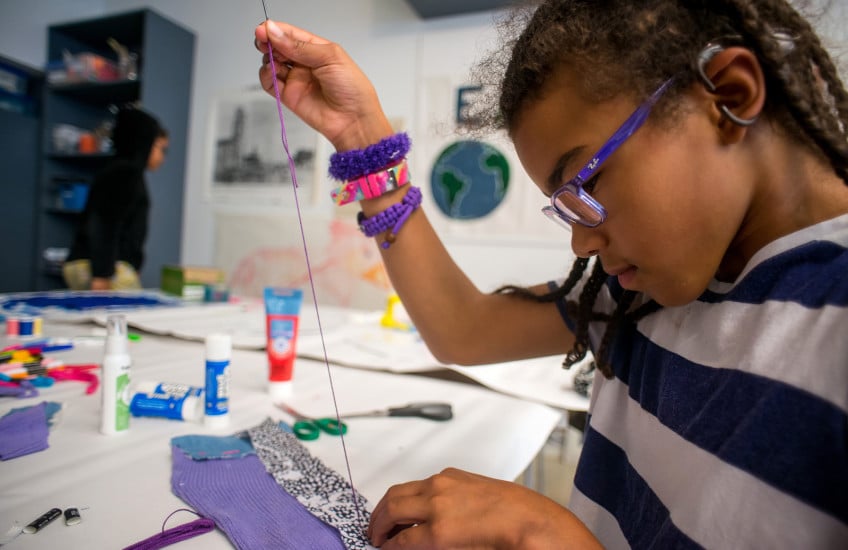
left=5, top=316, right=19, bottom=337
left=18, top=317, right=34, bottom=337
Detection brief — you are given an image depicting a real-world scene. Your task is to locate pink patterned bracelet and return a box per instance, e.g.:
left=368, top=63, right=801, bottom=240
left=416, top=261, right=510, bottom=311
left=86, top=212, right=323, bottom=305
left=330, top=159, right=409, bottom=206
left=357, top=186, right=422, bottom=249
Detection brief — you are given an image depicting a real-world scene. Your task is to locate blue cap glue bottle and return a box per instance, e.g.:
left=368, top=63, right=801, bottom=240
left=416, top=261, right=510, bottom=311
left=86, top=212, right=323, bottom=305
left=100, top=314, right=131, bottom=435
left=204, top=332, right=231, bottom=429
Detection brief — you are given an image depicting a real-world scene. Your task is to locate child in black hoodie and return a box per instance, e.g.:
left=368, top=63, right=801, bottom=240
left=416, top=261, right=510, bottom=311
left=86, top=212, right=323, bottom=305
left=64, top=107, right=168, bottom=290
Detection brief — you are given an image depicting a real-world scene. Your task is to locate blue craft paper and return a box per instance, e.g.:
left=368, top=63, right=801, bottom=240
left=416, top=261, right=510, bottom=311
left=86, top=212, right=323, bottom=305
left=171, top=422, right=293, bottom=461
left=172, top=434, right=255, bottom=460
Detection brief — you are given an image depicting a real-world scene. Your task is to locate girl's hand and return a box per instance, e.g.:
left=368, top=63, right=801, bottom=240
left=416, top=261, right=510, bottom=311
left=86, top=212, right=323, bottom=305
left=255, top=20, right=394, bottom=151
left=367, top=468, right=603, bottom=549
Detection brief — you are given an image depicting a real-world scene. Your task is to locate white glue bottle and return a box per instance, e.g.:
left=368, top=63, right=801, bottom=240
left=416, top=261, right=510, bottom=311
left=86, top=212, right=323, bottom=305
left=204, top=332, right=231, bottom=429
left=101, top=314, right=131, bottom=435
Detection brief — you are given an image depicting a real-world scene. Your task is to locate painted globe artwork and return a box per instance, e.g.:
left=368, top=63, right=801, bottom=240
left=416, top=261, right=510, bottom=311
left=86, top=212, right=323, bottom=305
left=430, top=140, right=510, bottom=219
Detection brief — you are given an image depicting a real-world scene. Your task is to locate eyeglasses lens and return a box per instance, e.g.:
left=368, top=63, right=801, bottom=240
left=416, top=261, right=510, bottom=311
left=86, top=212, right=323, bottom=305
left=554, top=191, right=604, bottom=226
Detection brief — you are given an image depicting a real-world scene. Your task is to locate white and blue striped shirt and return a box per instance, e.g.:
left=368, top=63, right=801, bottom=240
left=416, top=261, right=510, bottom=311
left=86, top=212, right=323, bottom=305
left=558, top=213, right=848, bottom=549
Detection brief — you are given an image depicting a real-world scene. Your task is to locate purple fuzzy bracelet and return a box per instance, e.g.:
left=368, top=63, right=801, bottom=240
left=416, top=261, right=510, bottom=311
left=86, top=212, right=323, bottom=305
left=357, top=186, right=422, bottom=249
left=329, top=132, right=411, bottom=181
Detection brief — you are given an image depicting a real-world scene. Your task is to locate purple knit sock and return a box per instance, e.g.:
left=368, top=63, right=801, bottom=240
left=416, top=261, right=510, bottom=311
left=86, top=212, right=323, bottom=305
left=170, top=446, right=345, bottom=549
left=0, top=401, right=49, bottom=460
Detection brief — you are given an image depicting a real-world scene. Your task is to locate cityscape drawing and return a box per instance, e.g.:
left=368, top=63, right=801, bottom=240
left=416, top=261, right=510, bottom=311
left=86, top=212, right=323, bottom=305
left=210, top=90, right=317, bottom=187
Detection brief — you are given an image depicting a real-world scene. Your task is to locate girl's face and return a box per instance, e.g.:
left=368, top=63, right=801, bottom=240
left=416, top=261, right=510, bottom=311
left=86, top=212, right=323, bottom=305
left=512, top=71, right=753, bottom=307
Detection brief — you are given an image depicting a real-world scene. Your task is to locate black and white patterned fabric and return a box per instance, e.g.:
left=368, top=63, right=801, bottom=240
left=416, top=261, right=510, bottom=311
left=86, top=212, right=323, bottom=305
left=248, top=418, right=371, bottom=549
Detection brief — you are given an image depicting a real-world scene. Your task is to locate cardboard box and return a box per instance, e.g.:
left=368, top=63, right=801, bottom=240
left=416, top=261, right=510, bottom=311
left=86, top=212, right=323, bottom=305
left=160, top=265, right=225, bottom=300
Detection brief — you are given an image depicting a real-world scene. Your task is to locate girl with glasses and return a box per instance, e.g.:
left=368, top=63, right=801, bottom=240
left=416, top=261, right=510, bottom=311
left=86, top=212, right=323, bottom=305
left=255, top=0, right=847, bottom=547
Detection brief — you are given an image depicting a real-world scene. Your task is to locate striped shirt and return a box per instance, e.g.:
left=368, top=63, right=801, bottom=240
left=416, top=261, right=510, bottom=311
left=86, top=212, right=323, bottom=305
left=557, top=213, right=848, bottom=549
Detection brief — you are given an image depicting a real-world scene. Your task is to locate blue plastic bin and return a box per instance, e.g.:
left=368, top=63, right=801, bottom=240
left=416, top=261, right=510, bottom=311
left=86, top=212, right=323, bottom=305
left=58, top=182, right=89, bottom=212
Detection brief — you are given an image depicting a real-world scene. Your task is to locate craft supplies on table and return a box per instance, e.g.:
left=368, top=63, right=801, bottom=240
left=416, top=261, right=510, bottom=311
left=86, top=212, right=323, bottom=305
left=204, top=333, right=231, bottom=429
left=100, top=314, right=131, bottom=435
left=0, top=315, right=561, bottom=549
left=130, top=382, right=204, bottom=422
left=4, top=315, right=43, bottom=338
left=340, top=402, right=453, bottom=421
left=276, top=403, right=348, bottom=441
left=263, top=287, right=302, bottom=400
left=160, top=265, right=226, bottom=301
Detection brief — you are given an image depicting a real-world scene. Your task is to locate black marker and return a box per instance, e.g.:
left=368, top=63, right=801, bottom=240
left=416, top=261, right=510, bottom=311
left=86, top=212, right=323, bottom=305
left=23, top=507, right=61, bottom=534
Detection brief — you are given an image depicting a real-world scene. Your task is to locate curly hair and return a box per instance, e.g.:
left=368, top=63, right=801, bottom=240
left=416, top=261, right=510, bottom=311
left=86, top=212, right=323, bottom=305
left=481, top=0, right=848, bottom=377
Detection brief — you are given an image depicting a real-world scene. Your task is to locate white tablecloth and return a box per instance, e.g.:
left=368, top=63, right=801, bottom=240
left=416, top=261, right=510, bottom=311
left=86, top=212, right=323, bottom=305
left=0, top=319, right=561, bottom=549
left=84, top=301, right=590, bottom=412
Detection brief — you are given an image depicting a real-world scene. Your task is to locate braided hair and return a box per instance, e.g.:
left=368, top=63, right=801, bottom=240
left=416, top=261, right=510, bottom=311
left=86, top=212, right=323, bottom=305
left=483, top=0, right=848, bottom=377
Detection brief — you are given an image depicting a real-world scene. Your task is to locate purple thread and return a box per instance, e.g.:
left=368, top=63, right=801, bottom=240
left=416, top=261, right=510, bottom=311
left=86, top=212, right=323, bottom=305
left=122, top=509, right=214, bottom=550
left=357, top=186, right=422, bottom=249
left=329, top=133, right=411, bottom=181
left=265, top=32, right=367, bottom=534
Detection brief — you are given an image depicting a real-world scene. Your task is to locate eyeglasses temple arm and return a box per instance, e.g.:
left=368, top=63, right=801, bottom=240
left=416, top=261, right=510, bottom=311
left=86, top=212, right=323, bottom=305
left=574, top=78, right=674, bottom=184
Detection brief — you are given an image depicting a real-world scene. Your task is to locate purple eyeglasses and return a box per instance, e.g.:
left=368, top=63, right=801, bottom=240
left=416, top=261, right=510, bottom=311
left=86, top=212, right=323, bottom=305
left=542, top=78, right=675, bottom=228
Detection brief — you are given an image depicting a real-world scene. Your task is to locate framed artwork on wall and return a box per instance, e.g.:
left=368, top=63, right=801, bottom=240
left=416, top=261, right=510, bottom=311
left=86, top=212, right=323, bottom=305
left=204, top=88, right=324, bottom=204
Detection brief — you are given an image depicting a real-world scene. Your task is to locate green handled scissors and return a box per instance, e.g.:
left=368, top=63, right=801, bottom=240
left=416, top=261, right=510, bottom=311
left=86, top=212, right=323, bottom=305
left=277, top=404, right=348, bottom=441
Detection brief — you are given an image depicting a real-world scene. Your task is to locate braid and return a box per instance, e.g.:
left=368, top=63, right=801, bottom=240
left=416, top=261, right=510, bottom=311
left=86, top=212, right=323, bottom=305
left=498, top=255, right=663, bottom=379
left=720, top=0, right=848, bottom=182
left=563, top=258, right=609, bottom=367
left=495, top=256, right=589, bottom=302
left=593, top=290, right=638, bottom=378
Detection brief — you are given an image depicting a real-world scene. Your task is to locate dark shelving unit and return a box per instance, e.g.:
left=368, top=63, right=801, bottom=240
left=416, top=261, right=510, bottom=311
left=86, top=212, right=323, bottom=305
left=0, top=55, right=43, bottom=293
left=35, top=9, right=195, bottom=290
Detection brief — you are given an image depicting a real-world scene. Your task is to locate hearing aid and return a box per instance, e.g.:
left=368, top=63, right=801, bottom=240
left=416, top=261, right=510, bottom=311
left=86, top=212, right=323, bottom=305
left=696, top=43, right=758, bottom=127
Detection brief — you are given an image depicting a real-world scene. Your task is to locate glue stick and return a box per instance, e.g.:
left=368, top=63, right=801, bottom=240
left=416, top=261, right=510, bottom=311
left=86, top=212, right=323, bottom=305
left=101, top=314, right=131, bottom=435
left=130, top=381, right=204, bottom=422
left=204, top=333, right=231, bottom=428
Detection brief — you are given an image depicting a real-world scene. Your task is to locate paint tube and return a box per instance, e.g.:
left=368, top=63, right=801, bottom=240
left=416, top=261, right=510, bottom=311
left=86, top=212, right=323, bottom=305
left=263, top=287, right=303, bottom=401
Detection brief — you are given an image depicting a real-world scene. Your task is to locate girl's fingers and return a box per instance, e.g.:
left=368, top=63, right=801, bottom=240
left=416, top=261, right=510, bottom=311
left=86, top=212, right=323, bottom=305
left=255, top=20, right=339, bottom=71
left=368, top=480, right=426, bottom=525
left=380, top=523, right=435, bottom=550
left=368, top=494, right=431, bottom=547
left=255, top=19, right=331, bottom=47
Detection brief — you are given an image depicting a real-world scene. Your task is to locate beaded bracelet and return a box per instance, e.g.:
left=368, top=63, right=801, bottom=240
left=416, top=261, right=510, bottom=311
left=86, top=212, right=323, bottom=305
left=329, top=132, right=411, bottom=181
left=330, top=159, right=410, bottom=206
left=357, top=186, right=422, bottom=249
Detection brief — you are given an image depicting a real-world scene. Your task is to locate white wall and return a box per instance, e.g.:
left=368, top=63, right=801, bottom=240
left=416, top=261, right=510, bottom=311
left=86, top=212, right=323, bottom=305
left=102, top=1, right=434, bottom=269
left=3, top=1, right=843, bottom=298
left=1, top=0, right=573, bottom=297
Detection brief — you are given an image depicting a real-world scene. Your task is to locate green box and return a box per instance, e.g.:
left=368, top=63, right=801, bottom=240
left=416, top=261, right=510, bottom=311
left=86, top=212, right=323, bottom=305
left=160, top=265, right=224, bottom=300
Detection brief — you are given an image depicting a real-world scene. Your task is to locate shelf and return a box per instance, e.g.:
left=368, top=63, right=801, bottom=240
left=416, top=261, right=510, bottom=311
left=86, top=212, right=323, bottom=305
left=46, top=207, right=84, bottom=215
left=49, top=10, right=145, bottom=51
left=48, top=152, right=113, bottom=162
left=48, top=79, right=140, bottom=103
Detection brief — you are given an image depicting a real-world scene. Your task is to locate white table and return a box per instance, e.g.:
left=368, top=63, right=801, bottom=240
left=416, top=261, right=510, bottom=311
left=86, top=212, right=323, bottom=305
left=82, top=300, right=590, bottom=412
left=0, top=318, right=561, bottom=549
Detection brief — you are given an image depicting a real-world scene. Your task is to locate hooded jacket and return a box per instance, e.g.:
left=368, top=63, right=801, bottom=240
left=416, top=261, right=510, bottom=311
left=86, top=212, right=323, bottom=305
left=67, top=107, right=163, bottom=278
